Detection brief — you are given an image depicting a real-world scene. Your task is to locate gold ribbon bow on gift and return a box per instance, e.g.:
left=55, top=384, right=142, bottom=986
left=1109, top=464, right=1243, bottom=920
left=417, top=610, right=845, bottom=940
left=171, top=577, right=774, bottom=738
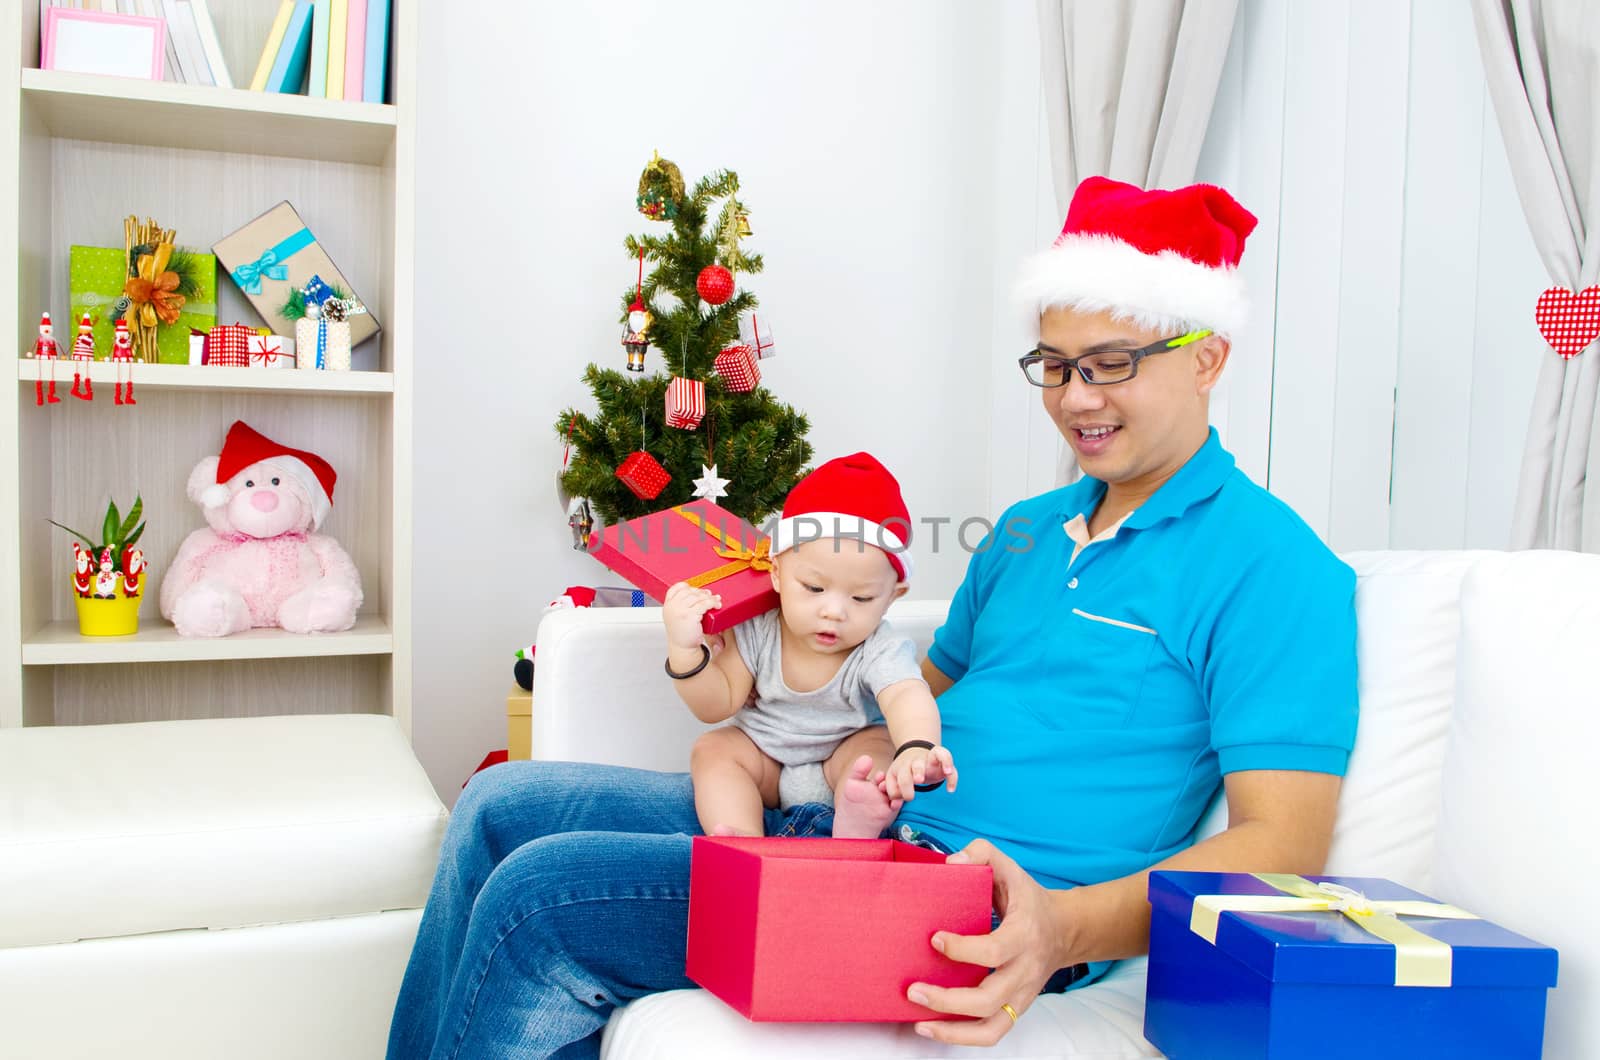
left=1190, top=873, right=1480, bottom=987
left=123, top=244, right=187, bottom=327
left=672, top=506, right=774, bottom=589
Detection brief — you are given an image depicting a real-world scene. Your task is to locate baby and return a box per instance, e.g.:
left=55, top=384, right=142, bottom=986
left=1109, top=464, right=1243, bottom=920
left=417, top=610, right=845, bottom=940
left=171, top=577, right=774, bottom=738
left=663, top=452, right=955, bottom=839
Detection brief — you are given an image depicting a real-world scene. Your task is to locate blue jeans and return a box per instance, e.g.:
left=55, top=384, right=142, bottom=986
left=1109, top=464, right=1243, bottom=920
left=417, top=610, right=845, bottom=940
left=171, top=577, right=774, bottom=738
left=386, top=760, right=827, bottom=1060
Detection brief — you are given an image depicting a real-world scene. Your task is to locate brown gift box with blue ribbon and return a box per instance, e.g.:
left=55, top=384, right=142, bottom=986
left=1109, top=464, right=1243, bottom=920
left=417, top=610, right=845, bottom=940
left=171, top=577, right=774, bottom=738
left=211, top=201, right=380, bottom=348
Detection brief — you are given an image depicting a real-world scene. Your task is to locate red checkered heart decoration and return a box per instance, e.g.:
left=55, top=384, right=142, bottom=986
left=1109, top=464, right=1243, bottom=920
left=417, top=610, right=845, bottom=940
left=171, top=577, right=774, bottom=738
left=1535, top=285, right=1600, bottom=360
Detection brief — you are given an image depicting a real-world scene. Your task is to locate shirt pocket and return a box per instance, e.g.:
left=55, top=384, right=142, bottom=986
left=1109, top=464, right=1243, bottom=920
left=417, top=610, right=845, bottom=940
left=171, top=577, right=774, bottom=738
left=1049, top=607, right=1160, bottom=728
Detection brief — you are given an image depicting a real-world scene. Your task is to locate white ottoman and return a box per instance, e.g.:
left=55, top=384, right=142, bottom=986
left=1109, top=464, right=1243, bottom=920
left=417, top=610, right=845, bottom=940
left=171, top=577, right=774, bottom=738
left=0, top=713, right=448, bottom=1060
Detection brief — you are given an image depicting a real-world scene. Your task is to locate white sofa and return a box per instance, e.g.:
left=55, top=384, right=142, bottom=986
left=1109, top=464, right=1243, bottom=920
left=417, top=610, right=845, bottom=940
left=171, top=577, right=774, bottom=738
left=530, top=550, right=1600, bottom=1059
left=0, top=713, right=448, bottom=1060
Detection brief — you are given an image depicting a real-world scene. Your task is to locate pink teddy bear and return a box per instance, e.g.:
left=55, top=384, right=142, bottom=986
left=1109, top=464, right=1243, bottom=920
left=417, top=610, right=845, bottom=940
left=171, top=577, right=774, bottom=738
left=161, top=420, right=362, bottom=638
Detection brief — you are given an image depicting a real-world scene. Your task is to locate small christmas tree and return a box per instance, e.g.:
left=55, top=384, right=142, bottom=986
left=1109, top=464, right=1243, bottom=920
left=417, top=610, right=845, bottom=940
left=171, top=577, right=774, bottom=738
left=556, top=155, right=812, bottom=527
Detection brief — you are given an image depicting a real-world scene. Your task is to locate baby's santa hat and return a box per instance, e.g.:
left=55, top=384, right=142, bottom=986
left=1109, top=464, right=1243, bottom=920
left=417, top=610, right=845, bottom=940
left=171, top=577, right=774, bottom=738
left=201, top=420, right=338, bottom=530
left=1015, top=176, right=1259, bottom=338
left=769, top=452, right=913, bottom=581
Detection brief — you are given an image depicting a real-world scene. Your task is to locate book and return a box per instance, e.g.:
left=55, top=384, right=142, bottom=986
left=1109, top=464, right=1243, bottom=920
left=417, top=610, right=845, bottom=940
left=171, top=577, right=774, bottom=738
left=342, top=0, right=366, bottom=102
left=189, top=0, right=232, bottom=88
left=324, top=0, right=346, bottom=100
left=249, top=0, right=295, bottom=92
left=307, top=0, right=330, bottom=98
left=362, top=0, right=389, bottom=103
left=265, top=0, right=312, bottom=94
left=174, top=1, right=213, bottom=85
left=155, top=0, right=189, bottom=81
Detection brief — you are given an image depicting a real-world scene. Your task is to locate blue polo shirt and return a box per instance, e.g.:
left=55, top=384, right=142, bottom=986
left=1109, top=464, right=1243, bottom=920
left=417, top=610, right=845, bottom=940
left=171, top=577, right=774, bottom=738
left=897, top=428, right=1357, bottom=891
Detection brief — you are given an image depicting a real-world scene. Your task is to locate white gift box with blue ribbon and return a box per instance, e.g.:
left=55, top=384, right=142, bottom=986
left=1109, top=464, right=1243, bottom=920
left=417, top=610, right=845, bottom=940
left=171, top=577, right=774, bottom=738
left=1144, top=870, right=1558, bottom=1059
left=212, top=201, right=379, bottom=349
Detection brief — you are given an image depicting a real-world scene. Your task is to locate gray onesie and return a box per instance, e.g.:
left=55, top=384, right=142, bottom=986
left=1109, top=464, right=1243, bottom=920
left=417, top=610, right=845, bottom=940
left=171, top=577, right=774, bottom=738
left=730, top=609, right=923, bottom=808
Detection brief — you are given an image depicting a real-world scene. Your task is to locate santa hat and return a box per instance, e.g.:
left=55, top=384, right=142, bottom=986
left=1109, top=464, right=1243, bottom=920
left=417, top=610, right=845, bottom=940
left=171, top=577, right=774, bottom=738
left=1015, top=176, right=1259, bottom=338
left=768, top=452, right=913, bottom=580
left=78, top=313, right=92, bottom=330
left=114, top=317, right=128, bottom=335
left=39, top=312, right=51, bottom=329
left=201, top=420, right=338, bottom=530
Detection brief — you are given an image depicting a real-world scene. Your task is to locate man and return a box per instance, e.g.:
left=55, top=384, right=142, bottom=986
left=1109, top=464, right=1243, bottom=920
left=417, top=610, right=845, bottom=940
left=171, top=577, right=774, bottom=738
left=387, top=177, right=1356, bottom=1058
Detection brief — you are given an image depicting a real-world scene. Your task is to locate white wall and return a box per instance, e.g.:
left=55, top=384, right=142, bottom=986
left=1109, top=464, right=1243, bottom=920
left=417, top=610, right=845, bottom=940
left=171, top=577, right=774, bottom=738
left=412, top=0, right=1549, bottom=802
left=1198, top=0, right=1547, bottom=550
left=412, top=1, right=1027, bottom=801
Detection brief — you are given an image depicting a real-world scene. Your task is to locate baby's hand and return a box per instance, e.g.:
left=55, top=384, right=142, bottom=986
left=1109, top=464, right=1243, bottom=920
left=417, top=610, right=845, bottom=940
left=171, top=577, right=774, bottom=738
left=662, top=581, right=722, bottom=652
left=883, top=745, right=957, bottom=803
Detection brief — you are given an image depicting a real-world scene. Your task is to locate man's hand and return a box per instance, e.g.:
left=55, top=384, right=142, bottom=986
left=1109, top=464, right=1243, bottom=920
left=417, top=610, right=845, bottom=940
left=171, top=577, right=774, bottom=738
left=882, top=744, right=957, bottom=802
left=906, top=840, right=1069, bottom=1046
left=662, top=581, right=720, bottom=652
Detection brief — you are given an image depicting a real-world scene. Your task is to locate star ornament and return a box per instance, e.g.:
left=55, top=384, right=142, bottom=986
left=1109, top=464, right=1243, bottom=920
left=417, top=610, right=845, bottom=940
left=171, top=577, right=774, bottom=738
left=692, top=464, right=731, bottom=503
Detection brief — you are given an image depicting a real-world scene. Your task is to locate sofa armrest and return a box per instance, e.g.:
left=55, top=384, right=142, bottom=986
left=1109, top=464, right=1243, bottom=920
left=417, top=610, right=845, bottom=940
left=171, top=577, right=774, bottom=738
left=529, top=600, right=950, bottom=772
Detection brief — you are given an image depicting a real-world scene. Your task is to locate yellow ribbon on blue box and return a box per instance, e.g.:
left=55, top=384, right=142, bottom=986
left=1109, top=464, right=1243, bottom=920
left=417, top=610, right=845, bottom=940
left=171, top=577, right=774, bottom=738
left=1189, top=873, right=1479, bottom=987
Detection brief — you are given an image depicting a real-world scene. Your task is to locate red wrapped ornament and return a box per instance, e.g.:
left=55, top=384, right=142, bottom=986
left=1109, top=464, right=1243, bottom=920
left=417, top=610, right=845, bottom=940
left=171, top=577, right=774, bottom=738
left=714, top=343, right=760, bottom=393
left=616, top=450, right=672, bottom=500
left=666, top=376, right=707, bottom=429
left=697, top=265, right=735, bottom=306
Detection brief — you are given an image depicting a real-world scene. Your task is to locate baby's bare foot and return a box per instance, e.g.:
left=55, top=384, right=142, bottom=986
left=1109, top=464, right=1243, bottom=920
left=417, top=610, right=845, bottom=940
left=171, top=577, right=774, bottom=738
left=832, top=754, right=900, bottom=839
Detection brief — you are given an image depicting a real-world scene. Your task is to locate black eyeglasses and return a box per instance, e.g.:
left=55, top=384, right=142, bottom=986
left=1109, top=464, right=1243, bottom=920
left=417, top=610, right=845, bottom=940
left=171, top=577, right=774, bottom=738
left=1018, top=330, right=1212, bottom=387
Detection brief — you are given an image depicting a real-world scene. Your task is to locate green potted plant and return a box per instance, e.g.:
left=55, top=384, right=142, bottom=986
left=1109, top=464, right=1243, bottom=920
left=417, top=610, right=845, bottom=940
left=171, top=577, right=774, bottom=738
left=50, top=495, right=148, bottom=636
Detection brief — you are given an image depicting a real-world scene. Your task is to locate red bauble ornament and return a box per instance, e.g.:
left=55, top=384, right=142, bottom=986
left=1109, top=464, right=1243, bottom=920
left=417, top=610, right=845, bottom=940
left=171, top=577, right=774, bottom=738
left=696, top=265, right=735, bottom=306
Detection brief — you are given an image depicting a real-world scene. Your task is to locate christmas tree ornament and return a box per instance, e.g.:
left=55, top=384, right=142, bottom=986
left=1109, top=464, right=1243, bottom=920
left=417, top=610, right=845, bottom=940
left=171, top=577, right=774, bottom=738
left=622, top=247, right=652, bottom=372
left=714, top=343, right=760, bottom=393
left=616, top=450, right=671, bottom=501
left=566, top=496, right=595, bottom=550
left=666, top=376, right=707, bottom=429
left=637, top=151, right=686, bottom=221
left=696, top=264, right=735, bottom=306
left=735, top=211, right=752, bottom=238
left=112, top=317, right=136, bottom=406
left=692, top=464, right=732, bottom=503
left=738, top=311, right=776, bottom=359
left=1534, top=285, right=1600, bottom=360
left=69, top=311, right=95, bottom=401
left=31, top=311, right=61, bottom=406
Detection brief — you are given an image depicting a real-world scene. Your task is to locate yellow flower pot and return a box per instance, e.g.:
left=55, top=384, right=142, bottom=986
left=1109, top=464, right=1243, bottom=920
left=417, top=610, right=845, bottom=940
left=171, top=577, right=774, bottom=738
left=72, top=574, right=146, bottom=637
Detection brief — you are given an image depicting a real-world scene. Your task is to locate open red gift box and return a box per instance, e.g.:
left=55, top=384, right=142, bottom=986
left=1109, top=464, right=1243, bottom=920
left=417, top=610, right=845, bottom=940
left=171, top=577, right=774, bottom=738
left=686, top=837, right=993, bottom=1022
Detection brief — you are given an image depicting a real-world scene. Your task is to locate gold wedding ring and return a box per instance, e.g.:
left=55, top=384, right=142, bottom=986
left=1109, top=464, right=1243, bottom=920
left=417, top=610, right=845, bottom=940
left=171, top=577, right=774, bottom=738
left=1000, top=1002, right=1019, bottom=1024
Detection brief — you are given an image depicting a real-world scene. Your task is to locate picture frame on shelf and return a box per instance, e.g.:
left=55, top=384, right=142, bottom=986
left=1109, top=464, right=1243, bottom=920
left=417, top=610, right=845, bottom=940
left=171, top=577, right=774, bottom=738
left=41, top=8, right=166, bottom=81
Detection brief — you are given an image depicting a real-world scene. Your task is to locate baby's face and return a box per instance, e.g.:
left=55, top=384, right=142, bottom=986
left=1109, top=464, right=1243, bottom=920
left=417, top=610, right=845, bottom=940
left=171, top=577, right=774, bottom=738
left=770, top=538, right=907, bottom=655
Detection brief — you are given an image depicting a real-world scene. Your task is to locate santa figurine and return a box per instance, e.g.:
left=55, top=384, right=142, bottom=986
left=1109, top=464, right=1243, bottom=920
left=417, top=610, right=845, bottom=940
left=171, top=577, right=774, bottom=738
left=94, top=547, right=120, bottom=599
left=112, top=317, right=136, bottom=406
left=72, top=543, right=94, bottom=597
left=30, top=311, right=60, bottom=406
left=122, top=547, right=146, bottom=598
left=69, top=312, right=95, bottom=402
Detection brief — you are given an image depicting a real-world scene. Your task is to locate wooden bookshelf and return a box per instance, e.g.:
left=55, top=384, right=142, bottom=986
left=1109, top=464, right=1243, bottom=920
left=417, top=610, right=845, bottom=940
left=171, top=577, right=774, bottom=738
left=0, top=2, right=415, bottom=734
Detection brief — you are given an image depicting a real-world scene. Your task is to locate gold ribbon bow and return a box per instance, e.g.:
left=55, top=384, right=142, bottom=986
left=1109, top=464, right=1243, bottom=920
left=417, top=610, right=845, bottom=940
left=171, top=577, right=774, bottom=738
left=1189, top=873, right=1480, bottom=987
left=673, top=506, right=774, bottom=589
left=124, top=245, right=186, bottom=327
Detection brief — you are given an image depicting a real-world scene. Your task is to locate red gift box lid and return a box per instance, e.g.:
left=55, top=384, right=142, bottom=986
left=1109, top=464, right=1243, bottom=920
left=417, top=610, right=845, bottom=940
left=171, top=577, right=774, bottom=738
left=585, top=499, right=780, bottom=634
left=686, top=837, right=993, bottom=1022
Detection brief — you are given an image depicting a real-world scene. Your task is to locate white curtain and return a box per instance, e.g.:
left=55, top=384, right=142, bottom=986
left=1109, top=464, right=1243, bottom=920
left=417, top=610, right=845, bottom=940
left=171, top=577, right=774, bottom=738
left=1472, top=0, right=1600, bottom=551
left=1036, top=0, right=1240, bottom=484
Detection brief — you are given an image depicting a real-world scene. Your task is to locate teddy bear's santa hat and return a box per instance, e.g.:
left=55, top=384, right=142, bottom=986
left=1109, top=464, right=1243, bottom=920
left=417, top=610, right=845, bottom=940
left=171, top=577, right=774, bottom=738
left=201, top=420, right=338, bottom=530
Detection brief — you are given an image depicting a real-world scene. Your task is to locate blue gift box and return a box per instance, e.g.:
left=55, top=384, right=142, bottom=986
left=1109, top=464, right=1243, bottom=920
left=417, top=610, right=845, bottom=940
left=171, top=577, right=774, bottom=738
left=1145, top=871, right=1558, bottom=1060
